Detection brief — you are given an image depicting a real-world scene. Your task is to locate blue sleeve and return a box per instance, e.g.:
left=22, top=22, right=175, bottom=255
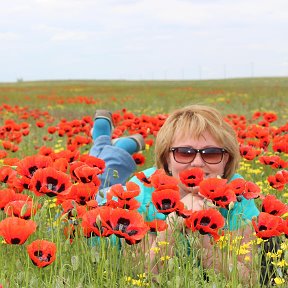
left=220, top=173, right=260, bottom=230
left=129, top=167, right=167, bottom=221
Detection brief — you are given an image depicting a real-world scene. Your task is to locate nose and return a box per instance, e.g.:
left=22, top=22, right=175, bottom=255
left=190, top=152, right=205, bottom=167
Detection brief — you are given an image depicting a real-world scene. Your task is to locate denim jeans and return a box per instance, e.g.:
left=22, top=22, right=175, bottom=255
left=89, top=135, right=136, bottom=201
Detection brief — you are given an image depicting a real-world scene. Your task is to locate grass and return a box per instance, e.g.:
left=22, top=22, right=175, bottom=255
left=0, top=77, right=287, bottom=287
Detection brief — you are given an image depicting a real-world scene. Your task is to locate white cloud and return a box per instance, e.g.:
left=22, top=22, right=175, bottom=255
left=0, top=32, right=21, bottom=40
left=0, top=0, right=288, bottom=81
left=35, top=25, right=100, bottom=42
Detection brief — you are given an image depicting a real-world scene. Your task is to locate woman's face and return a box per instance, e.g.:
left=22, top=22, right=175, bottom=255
left=167, top=131, right=229, bottom=196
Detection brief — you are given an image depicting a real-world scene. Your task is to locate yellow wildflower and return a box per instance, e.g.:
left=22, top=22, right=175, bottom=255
left=137, top=273, right=146, bottom=279
left=125, top=276, right=132, bottom=282
left=160, top=256, right=170, bottom=261
left=274, top=277, right=285, bottom=285
left=150, top=247, right=160, bottom=254
left=244, top=256, right=251, bottom=262
left=157, top=241, right=169, bottom=246
left=272, top=259, right=288, bottom=268
left=280, top=242, right=288, bottom=250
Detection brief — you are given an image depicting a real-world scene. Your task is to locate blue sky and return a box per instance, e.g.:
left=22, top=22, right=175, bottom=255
left=1, top=0, right=288, bottom=82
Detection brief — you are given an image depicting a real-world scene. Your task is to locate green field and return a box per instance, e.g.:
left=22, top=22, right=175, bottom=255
left=0, top=78, right=287, bottom=287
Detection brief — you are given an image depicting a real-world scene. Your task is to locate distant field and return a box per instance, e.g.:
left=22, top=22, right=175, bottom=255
left=1, top=77, right=287, bottom=122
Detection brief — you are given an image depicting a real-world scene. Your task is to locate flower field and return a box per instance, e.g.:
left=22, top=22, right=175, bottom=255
left=0, top=78, right=287, bottom=287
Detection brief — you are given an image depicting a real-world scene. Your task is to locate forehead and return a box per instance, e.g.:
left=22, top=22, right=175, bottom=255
left=172, top=130, right=221, bottom=147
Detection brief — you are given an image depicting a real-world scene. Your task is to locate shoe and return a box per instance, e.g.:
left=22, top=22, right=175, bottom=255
left=112, top=133, right=145, bottom=152
left=93, top=109, right=114, bottom=130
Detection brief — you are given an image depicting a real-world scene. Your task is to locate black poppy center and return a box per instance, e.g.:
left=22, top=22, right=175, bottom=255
left=115, top=218, right=130, bottom=233
left=259, top=225, right=267, bottom=231
left=200, top=216, right=211, bottom=226
left=34, top=250, right=52, bottom=262
left=142, top=177, right=151, bottom=184
left=45, top=177, right=66, bottom=193
left=11, top=238, right=21, bottom=244
left=135, top=158, right=142, bottom=164
left=187, top=175, right=196, bottom=179
left=46, top=177, right=58, bottom=191
left=161, top=199, right=173, bottom=210
left=28, top=166, right=38, bottom=177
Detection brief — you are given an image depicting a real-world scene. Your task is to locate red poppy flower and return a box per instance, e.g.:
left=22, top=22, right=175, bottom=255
left=252, top=212, right=283, bottom=239
left=0, top=150, right=8, bottom=159
left=79, top=155, right=106, bottom=174
left=21, top=128, right=30, bottom=136
left=100, top=207, right=149, bottom=245
left=4, top=200, right=41, bottom=219
left=242, top=181, right=261, bottom=200
left=0, top=188, right=16, bottom=210
left=179, top=168, right=204, bottom=188
left=252, top=111, right=262, bottom=120
left=27, top=239, right=57, bottom=268
left=227, top=178, right=246, bottom=197
left=175, top=201, right=195, bottom=218
left=3, top=157, right=20, bottom=166
left=60, top=199, right=87, bottom=219
left=199, top=178, right=228, bottom=199
left=53, top=158, right=69, bottom=172
left=185, top=208, right=225, bottom=241
left=86, top=199, right=98, bottom=209
left=134, top=171, right=153, bottom=187
left=258, top=120, right=269, bottom=127
left=279, top=219, right=288, bottom=238
left=51, top=149, right=80, bottom=163
left=0, top=166, right=17, bottom=187
left=0, top=217, right=37, bottom=244
left=150, top=170, right=179, bottom=191
left=145, top=138, right=154, bottom=147
left=152, top=188, right=181, bottom=215
left=65, top=183, right=98, bottom=205
left=263, top=112, right=277, bottom=123
left=209, top=186, right=237, bottom=209
left=38, top=146, right=54, bottom=156
left=47, top=126, right=57, bottom=134
left=259, top=155, right=288, bottom=169
left=107, top=182, right=140, bottom=201
left=69, top=161, right=86, bottom=181
left=261, top=195, right=288, bottom=216
left=132, top=153, right=146, bottom=165
left=81, top=207, right=110, bottom=238
left=106, top=198, right=141, bottom=210
left=146, top=219, right=168, bottom=233
left=239, top=144, right=261, bottom=160
left=63, top=223, right=78, bottom=243
left=36, top=121, right=45, bottom=128
left=2, top=141, right=13, bottom=150
left=73, top=164, right=101, bottom=186
left=16, top=155, right=53, bottom=179
left=267, top=170, right=287, bottom=190
left=29, top=167, right=72, bottom=197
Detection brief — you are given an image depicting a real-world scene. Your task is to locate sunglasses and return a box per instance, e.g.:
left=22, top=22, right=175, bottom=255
left=170, top=147, right=227, bottom=164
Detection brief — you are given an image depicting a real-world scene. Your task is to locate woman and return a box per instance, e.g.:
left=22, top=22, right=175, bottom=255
left=126, top=105, right=259, bottom=284
left=90, top=105, right=260, bottom=283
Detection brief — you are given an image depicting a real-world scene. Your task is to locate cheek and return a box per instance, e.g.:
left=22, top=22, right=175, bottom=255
left=169, top=162, right=189, bottom=179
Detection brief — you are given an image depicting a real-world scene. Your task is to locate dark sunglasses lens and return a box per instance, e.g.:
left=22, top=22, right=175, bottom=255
left=173, top=147, right=196, bottom=163
left=201, top=148, right=224, bottom=164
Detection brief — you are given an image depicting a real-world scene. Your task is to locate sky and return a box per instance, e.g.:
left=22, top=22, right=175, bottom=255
left=1, top=0, right=288, bottom=82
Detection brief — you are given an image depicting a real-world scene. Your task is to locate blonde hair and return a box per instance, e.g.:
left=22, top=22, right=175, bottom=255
left=155, top=104, right=240, bottom=180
